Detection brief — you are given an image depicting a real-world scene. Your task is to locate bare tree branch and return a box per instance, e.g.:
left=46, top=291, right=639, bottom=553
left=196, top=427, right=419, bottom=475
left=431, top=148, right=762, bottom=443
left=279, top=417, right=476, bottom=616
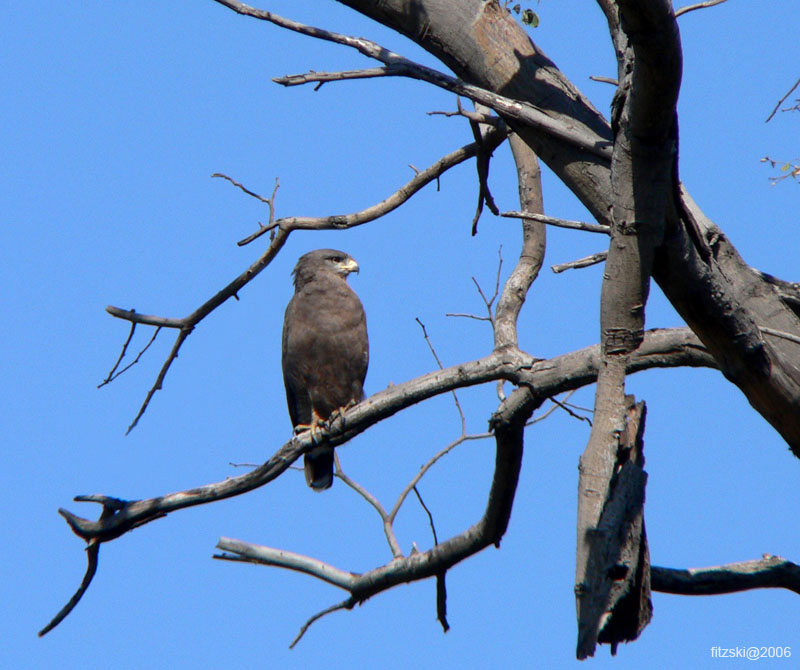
left=590, top=75, right=619, bottom=86
left=237, top=127, right=508, bottom=245
left=64, top=330, right=712, bottom=547
left=552, top=252, right=608, bottom=274
left=389, top=432, right=489, bottom=526
left=215, top=538, right=357, bottom=589
left=333, top=453, right=403, bottom=559
left=469, top=102, right=501, bottom=235
left=45, top=328, right=712, bottom=634
left=214, top=0, right=612, bottom=159
left=289, top=598, right=355, bottom=649
left=413, top=486, right=439, bottom=546
left=336, top=0, right=800, bottom=453
left=548, top=395, right=593, bottom=426
left=428, top=98, right=501, bottom=126
left=652, top=555, right=800, bottom=595
left=104, top=128, right=508, bottom=431
left=415, top=317, right=467, bottom=430
left=271, top=66, right=395, bottom=88
left=213, top=375, right=537, bottom=644
left=212, top=172, right=279, bottom=207
left=674, top=0, right=728, bottom=19
left=436, top=571, right=449, bottom=633
left=98, top=324, right=161, bottom=388
left=501, top=210, right=610, bottom=235
left=103, top=224, right=290, bottom=431
left=38, top=542, right=99, bottom=637
left=493, top=134, right=546, bottom=349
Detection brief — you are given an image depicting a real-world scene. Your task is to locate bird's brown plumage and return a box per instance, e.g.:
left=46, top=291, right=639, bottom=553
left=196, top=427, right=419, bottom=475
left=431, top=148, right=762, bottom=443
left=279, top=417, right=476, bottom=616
left=281, top=249, right=368, bottom=490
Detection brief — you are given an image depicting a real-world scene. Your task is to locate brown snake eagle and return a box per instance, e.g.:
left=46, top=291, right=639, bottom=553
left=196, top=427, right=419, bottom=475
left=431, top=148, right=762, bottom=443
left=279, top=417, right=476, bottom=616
left=282, top=249, right=369, bottom=490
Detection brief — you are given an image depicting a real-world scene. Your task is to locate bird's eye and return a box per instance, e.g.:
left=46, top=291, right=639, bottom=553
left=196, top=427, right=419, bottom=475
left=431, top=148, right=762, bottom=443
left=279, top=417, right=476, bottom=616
left=330, top=255, right=342, bottom=263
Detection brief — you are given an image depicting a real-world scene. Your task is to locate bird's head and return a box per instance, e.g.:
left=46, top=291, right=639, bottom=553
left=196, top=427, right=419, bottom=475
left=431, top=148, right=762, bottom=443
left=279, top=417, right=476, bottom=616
left=292, top=249, right=359, bottom=288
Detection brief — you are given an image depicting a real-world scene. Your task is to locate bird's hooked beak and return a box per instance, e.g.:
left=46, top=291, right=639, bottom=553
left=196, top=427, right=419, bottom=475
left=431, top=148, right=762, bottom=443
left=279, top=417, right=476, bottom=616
left=341, top=257, right=359, bottom=275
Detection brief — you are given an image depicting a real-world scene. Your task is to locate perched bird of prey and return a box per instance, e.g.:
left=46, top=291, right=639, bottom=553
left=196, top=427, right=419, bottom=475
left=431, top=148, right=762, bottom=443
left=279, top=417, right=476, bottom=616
left=282, top=249, right=369, bottom=490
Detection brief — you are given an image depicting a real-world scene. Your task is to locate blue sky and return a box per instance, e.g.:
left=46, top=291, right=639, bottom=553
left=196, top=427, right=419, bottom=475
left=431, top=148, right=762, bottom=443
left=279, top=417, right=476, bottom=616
left=4, top=1, right=799, bottom=668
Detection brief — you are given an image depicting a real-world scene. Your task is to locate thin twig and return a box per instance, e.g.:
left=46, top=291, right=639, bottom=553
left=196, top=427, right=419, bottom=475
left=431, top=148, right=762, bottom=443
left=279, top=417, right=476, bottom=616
left=549, top=395, right=593, bottom=426
left=415, top=318, right=466, bottom=431
left=333, top=452, right=403, bottom=559
left=501, top=210, right=610, bottom=235
left=472, top=277, right=495, bottom=326
left=126, top=327, right=193, bottom=434
left=389, top=433, right=491, bottom=524
left=98, top=326, right=161, bottom=388
left=525, top=390, right=577, bottom=427
left=290, top=598, right=356, bottom=649
left=214, top=173, right=280, bottom=240
left=212, top=172, right=276, bottom=205
left=428, top=101, right=500, bottom=126
left=412, top=485, right=439, bottom=546
left=674, top=0, right=728, bottom=18
left=99, top=321, right=136, bottom=385
left=766, top=76, right=800, bottom=123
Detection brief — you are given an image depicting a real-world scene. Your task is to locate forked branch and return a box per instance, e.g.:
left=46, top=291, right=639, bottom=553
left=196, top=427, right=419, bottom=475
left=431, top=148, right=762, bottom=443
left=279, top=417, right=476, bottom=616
left=104, top=129, right=507, bottom=432
left=214, top=0, right=612, bottom=159
left=44, top=328, right=713, bottom=634
left=215, top=380, right=536, bottom=647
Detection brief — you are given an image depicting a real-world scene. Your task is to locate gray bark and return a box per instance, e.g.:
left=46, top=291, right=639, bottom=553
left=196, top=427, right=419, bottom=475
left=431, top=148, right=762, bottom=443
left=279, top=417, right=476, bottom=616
left=335, top=0, right=800, bottom=455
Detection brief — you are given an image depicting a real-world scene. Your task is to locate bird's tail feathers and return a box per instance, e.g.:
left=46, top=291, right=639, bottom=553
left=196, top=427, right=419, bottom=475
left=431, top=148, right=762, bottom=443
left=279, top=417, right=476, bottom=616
left=304, top=445, right=334, bottom=491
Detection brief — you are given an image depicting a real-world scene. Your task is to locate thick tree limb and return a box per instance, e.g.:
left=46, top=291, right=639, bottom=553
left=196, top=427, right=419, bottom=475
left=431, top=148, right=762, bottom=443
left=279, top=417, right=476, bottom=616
left=593, top=398, right=652, bottom=655
left=660, top=188, right=800, bottom=455
left=493, top=133, right=546, bottom=350
left=576, top=0, right=681, bottom=658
